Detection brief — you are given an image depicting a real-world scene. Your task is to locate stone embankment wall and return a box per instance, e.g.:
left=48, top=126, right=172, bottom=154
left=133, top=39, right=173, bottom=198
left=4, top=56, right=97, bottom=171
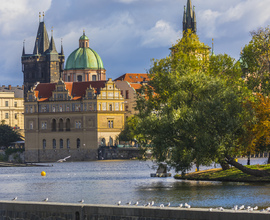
left=0, top=201, right=269, bottom=220
left=98, top=147, right=141, bottom=160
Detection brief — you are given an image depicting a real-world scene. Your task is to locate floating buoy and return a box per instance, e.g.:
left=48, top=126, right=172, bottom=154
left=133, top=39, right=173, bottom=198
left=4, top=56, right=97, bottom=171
left=41, top=171, right=46, bottom=176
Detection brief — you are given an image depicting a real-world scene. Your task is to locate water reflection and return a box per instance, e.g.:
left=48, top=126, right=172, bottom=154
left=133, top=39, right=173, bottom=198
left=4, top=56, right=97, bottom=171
left=0, top=159, right=269, bottom=209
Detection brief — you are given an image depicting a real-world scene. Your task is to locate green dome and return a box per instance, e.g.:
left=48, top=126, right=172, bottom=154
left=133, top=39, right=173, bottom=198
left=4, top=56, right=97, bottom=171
left=65, top=47, right=104, bottom=70
left=80, top=34, right=89, bottom=40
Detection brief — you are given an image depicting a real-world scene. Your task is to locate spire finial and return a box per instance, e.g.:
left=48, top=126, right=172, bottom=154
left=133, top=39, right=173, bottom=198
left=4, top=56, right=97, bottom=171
left=83, top=29, right=85, bottom=35
left=51, top=26, right=53, bottom=37
left=212, top=38, right=215, bottom=56
left=42, top=12, right=45, bottom=22
left=39, top=12, right=41, bottom=23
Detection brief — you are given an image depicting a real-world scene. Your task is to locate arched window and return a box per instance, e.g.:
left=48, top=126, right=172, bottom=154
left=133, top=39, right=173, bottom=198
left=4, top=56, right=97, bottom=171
left=109, top=137, right=113, bottom=146
left=53, top=139, right=56, bottom=149
left=67, top=139, right=70, bottom=148
left=43, top=139, right=46, bottom=149
left=52, top=119, right=56, bottom=131
left=60, top=139, right=63, bottom=148
left=109, top=104, right=112, bottom=111
left=101, top=138, right=106, bottom=146
left=77, top=75, right=82, bottom=82
left=77, top=138, right=80, bottom=148
left=92, top=75, right=96, bottom=81
left=59, top=118, right=64, bottom=131
left=66, top=118, right=71, bottom=131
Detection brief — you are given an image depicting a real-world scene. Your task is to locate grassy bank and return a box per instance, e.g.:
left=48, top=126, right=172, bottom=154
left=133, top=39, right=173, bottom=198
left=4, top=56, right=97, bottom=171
left=174, top=164, right=270, bottom=182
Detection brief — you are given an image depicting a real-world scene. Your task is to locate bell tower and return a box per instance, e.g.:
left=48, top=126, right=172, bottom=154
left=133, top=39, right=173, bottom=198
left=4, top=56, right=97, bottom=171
left=21, top=12, right=65, bottom=97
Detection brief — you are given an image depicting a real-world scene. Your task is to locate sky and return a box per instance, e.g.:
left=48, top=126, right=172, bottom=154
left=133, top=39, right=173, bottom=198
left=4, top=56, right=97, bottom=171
left=1, top=0, right=270, bottom=86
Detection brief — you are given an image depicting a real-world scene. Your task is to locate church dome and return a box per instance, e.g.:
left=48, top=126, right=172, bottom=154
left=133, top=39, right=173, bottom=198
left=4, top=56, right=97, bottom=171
left=65, top=32, right=104, bottom=70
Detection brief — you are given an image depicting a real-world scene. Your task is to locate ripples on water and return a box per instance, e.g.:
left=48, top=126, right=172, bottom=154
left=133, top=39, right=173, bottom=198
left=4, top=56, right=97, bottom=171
left=0, top=158, right=269, bottom=209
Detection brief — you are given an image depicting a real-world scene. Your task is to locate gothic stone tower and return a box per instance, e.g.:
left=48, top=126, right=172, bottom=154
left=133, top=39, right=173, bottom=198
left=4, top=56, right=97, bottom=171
left=21, top=13, right=65, bottom=97
left=182, top=0, right=197, bottom=34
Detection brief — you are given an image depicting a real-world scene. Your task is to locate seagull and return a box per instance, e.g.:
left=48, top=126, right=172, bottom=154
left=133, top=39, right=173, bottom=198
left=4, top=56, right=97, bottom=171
left=57, top=156, right=71, bottom=162
left=151, top=201, right=154, bottom=206
left=78, top=199, right=84, bottom=203
left=184, top=203, right=189, bottom=208
left=12, top=197, right=17, bottom=201
left=166, top=202, right=170, bottom=207
left=209, top=208, right=213, bottom=211
left=233, top=205, right=238, bottom=211
left=126, top=201, right=131, bottom=205
left=254, top=206, right=258, bottom=210
left=43, top=198, right=48, bottom=202
left=117, top=201, right=121, bottom=206
left=160, top=204, right=164, bottom=207
left=239, top=205, right=245, bottom=210
left=133, top=201, right=139, bottom=206
left=179, top=204, right=183, bottom=208
left=218, top=207, right=224, bottom=211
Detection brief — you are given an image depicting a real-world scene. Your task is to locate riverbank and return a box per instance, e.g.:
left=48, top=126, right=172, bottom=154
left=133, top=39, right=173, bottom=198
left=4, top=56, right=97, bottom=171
left=174, top=164, right=270, bottom=182
left=0, top=161, right=51, bottom=167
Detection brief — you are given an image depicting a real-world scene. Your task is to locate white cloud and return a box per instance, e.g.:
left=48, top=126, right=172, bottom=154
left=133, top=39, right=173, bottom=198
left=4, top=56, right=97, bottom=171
left=140, top=20, right=180, bottom=48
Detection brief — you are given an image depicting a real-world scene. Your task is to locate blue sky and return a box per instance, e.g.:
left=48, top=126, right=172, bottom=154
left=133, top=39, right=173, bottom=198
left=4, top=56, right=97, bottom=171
left=1, top=0, right=270, bottom=86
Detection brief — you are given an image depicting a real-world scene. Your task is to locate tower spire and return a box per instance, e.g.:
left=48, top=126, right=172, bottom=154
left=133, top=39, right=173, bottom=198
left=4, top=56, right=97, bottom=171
left=182, top=0, right=197, bottom=34
left=49, top=27, right=57, bottom=53
left=22, top=40, right=25, bottom=56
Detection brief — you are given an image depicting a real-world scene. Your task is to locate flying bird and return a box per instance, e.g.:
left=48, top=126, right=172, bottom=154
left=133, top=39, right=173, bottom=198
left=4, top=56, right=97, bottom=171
left=57, top=156, right=71, bottom=162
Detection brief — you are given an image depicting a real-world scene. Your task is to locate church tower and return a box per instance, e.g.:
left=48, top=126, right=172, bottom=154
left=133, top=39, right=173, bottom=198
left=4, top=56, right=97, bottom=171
left=21, top=13, right=65, bottom=97
left=182, top=0, right=197, bottom=34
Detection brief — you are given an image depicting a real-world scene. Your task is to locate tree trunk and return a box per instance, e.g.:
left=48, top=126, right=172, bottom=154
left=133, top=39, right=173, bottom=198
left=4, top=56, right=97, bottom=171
left=219, top=159, right=230, bottom=170
left=247, top=154, right=250, bottom=165
left=225, top=155, right=270, bottom=177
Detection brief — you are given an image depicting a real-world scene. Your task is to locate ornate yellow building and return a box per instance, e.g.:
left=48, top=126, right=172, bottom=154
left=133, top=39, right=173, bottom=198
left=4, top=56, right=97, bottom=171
left=24, top=78, right=125, bottom=162
left=0, top=85, right=24, bottom=136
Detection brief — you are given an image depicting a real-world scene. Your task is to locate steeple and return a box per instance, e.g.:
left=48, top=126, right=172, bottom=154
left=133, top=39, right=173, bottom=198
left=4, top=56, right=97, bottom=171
left=60, top=39, right=64, bottom=55
left=33, top=12, right=50, bottom=54
left=182, top=0, right=197, bottom=34
left=22, top=40, right=25, bottom=56
left=48, top=28, right=57, bottom=53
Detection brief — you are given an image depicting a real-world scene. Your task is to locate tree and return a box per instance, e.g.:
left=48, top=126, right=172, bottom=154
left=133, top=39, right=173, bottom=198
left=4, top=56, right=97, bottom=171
left=241, top=26, right=270, bottom=95
left=0, top=125, right=22, bottom=148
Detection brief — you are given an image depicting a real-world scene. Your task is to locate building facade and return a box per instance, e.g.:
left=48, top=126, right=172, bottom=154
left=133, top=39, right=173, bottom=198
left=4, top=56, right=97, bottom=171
left=114, top=73, right=149, bottom=118
left=21, top=14, right=65, bottom=97
left=24, top=78, right=125, bottom=162
left=63, top=31, right=106, bottom=82
left=0, top=85, right=24, bottom=135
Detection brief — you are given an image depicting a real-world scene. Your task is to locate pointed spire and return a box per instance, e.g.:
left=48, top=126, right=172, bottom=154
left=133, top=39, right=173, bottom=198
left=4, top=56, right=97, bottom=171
left=22, top=40, right=25, bottom=56
left=33, top=17, right=50, bottom=54
left=60, top=38, right=64, bottom=55
left=49, top=27, right=57, bottom=53
left=182, top=0, right=197, bottom=34
left=211, top=38, right=215, bottom=56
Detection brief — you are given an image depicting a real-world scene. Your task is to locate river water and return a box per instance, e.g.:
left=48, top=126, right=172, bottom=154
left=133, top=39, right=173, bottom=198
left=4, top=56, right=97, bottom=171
left=0, top=158, right=269, bottom=209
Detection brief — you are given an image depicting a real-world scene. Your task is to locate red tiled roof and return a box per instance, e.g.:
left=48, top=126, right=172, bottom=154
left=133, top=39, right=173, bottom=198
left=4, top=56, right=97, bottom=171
left=34, top=81, right=107, bottom=101
left=129, top=83, right=142, bottom=91
left=114, top=73, right=149, bottom=83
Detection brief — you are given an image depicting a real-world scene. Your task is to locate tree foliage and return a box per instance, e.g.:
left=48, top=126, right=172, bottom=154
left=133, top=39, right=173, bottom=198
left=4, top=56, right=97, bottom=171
left=0, top=125, right=22, bottom=148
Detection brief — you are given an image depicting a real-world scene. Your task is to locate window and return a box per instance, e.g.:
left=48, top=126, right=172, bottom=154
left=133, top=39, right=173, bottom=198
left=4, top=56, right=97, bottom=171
left=41, top=122, right=47, bottom=129
left=59, top=105, right=63, bottom=112
left=108, top=120, right=114, bottom=128
left=53, top=139, right=56, bottom=149
left=29, top=121, right=33, bottom=130
left=67, top=139, right=70, bottom=148
left=126, top=90, right=129, bottom=99
left=75, top=121, right=81, bottom=129
left=59, top=119, right=64, bottom=131
left=30, top=107, right=33, bottom=113
left=15, top=113, right=18, bottom=119
left=51, top=119, right=56, bottom=131
left=92, top=75, right=96, bottom=81
left=109, top=104, right=112, bottom=111
left=66, top=105, right=70, bottom=112
left=5, top=101, right=8, bottom=107
left=66, top=118, right=71, bottom=131
left=77, top=75, right=82, bottom=82
left=52, top=106, right=56, bottom=112
left=60, top=139, right=63, bottom=148
left=5, top=113, right=8, bottom=119
left=14, top=102, right=17, bottom=107
left=68, top=76, right=71, bottom=82
left=125, top=105, right=129, bottom=111
left=43, top=139, right=46, bottom=149
left=77, top=138, right=80, bottom=148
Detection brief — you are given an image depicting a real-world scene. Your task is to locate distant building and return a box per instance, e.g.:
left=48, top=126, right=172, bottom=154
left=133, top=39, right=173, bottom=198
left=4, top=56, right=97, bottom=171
left=114, top=73, right=149, bottom=118
left=24, top=78, right=125, bottom=162
left=0, top=85, right=24, bottom=136
left=21, top=13, right=65, bottom=97
left=63, top=31, right=106, bottom=82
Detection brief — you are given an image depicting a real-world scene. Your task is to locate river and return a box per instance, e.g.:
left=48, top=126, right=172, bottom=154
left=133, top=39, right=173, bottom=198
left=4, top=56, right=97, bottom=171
left=0, top=158, right=269, bottom=209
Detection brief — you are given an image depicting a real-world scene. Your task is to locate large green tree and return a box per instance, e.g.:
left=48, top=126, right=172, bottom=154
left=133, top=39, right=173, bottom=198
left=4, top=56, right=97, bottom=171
left=136, top=31, right=270, bottom=176
left=0, top=125, right=22, bottom=148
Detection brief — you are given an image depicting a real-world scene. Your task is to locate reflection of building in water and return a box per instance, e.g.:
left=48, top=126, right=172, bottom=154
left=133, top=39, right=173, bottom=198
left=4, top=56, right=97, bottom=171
left=63, top=31, right=106, bottom=82
left=0, top=85, right=24, bottom=136
left=24, top=78, right=125, bottom=162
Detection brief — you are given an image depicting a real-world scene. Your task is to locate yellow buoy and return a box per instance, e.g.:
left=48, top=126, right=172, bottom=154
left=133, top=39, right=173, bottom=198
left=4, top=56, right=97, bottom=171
left=41, top=171, right=46, bottom=176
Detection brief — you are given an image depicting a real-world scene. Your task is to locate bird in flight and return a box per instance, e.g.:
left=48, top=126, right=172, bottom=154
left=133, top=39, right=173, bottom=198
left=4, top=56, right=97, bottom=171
left=57, top=156, right=71, bottom=162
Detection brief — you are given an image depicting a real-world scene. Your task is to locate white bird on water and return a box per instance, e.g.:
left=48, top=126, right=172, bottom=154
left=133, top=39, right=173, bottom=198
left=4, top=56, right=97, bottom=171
left=43, top=198, right=48, bottom=202
left=12, top=197, right=17, bottom=201
left=57, top=156, right=71, bottom=163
